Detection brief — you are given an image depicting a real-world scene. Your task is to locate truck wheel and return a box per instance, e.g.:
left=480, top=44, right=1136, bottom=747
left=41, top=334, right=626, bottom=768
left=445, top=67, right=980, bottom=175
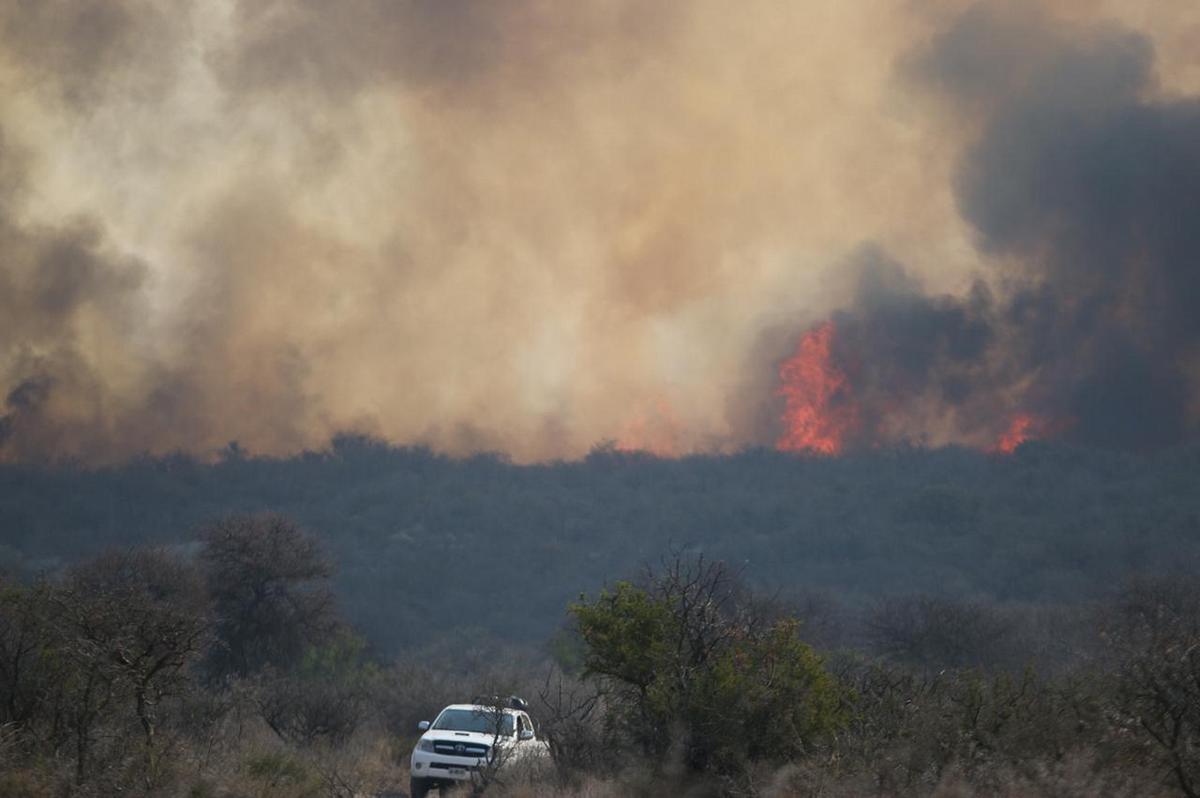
left=410, top=775, right=433, bottom=797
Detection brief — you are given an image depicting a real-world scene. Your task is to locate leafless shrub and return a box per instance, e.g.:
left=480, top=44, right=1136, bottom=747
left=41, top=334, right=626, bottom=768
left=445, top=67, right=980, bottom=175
left=255, top=667, right=367, bottom=748
left=867, top=594, right=1016, bottom=670
left=1105, top=577, right=1200, bottom=798
left=306, top=730, right=406, bottom=798
left=536, top=668, right=611, bottom=780
left=832, top=660, right=1106, bottom=794
left=56, top=548, right=210, bottom=788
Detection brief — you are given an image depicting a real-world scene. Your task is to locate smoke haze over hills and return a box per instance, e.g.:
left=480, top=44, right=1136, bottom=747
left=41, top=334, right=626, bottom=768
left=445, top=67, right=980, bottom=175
left=1, top=1, right=1198, bottom=463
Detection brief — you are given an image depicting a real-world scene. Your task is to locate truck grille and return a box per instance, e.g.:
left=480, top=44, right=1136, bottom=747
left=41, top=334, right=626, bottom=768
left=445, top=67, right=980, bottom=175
left=432, top=740, right=490, bottom=758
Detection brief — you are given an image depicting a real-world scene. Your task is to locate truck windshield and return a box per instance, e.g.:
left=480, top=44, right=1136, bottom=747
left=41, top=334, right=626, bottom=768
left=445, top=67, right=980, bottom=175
left=432, top=709, right=515, bottom=736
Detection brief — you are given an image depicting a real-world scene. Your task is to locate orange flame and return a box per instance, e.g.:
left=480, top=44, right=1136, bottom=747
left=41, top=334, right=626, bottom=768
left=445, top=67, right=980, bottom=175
left=775, top=321, right=858, bottom=455
left=616, top=398, right=683, bottom=457
left=992, top=413, right=1038, bottom=454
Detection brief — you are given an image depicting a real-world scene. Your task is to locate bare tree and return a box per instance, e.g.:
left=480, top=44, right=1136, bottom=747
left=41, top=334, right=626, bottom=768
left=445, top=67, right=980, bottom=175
left=867, top=594, right=1015, bottom=670
left=640, top=551, right=758, bottom=743
left=465, top=695, right=528, bottom=796
left=57, top=549, right=210, bottom=787
left=256, top=672, right=363, bottom=748
left=0, top=577, right=57, bottom=731
left=1107, top=577, right=1200, bottom=798
left=535, top=669, right=607, bottom=779
left=199, top=513, right=338, bottom=680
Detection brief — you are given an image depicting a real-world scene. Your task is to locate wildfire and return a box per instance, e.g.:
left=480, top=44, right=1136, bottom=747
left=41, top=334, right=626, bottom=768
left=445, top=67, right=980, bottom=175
left=616, top=398, right=683, bottom=457
left=991, top=414, right=1038, bottom=454
left=775, top=321, right=859, bottom=455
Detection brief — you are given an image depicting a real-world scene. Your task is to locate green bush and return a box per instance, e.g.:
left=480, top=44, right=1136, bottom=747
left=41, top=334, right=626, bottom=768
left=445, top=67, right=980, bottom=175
left=571, top=557, right=843, bottom=779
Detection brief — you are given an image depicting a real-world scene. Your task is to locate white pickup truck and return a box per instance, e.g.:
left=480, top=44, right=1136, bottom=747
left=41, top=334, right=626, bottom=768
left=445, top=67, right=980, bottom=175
left=409, top=697, right=550, bottom=797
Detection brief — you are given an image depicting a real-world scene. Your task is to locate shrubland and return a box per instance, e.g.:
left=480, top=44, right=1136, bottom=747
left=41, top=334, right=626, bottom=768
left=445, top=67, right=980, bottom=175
left=1, top=513, right=1198, bottom=796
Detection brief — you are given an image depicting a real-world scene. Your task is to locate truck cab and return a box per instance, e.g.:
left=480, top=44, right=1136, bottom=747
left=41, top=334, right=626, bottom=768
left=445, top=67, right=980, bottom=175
left=409, top=697, right=549, bottom=796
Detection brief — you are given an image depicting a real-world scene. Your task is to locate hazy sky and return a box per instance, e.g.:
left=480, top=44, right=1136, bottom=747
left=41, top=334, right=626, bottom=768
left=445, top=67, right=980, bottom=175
left=1, top=1, right=1197, bottom=462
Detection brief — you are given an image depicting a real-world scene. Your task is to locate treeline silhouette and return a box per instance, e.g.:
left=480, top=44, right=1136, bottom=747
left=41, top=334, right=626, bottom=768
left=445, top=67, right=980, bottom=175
left=3, top=436, right=1200, bottom=654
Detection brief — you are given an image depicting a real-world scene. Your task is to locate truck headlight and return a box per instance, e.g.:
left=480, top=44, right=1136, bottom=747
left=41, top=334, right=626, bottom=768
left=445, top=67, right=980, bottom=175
left=418, top=739, right=435, bottom=752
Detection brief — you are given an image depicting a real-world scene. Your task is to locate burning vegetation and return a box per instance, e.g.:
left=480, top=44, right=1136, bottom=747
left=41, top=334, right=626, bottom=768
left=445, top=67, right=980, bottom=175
left=0, top=3, right=1197, bottom=464
left=772, top=315, right=1060, bottom=456
left=763, top=3, right=1200, bottom=458
left=775, top=322, right=858, bottom=455
left=991, top=414, right=1038, bottom=455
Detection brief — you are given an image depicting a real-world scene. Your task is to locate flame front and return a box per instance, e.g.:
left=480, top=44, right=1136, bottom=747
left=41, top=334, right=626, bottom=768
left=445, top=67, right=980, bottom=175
left=775, top=322, right=858, bottom=455
left=988, top=412, right=1036, bottom=451
left=990, top=413, right=1069, bottom=454
left=616, top=398, right=683, bottom=457
left=991, top=415, right=1035, bottom=454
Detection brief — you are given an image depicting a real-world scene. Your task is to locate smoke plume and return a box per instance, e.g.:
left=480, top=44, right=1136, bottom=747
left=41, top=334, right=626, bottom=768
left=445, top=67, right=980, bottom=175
left=769, top=3, right=1200, bottom=454
left=0, top=1, right=1197, bottom=462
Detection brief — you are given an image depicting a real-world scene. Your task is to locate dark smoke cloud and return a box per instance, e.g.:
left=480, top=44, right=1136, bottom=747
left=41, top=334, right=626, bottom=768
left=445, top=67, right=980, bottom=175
left=830, top=249, right=1004, bottom=447
left=1, top=1, right=1197, bottom=463
left=939, top=5, right=1200, bottom=449
left=0, top=214, right=150, bottom=459
left=804, top=4, right=1200, bottom=451
left=0, top=377, right=52, bottom=447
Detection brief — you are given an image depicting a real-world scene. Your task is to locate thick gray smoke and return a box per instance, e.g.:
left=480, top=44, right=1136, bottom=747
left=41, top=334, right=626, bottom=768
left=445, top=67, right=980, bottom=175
left=939, top=5, right=1200, bottom=449
left=804, top=4, right=1200, bottom=451
left=0, top=132, right=151, bottom=460
left=0, top=1, right=1197, bottom=463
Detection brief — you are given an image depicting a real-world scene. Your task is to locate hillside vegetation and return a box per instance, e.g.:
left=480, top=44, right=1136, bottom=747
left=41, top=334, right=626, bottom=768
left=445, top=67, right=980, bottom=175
left=3, top=438, right=1199, bottom=654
